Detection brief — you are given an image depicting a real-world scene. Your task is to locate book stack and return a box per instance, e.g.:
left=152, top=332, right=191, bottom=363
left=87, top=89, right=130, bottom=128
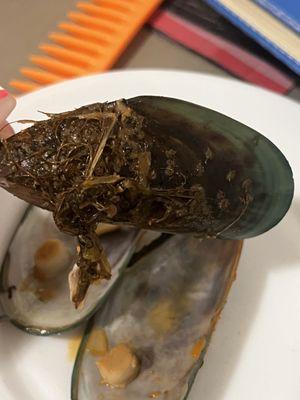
left=150, top=0, right=299, bottom=94
left=205, top=0, right=300, bottom=74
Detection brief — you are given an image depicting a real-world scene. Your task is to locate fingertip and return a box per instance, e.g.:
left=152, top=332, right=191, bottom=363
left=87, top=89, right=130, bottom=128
left=0, top=86, right=16, bottom=122
left=0, top=123, right=14, bottom=139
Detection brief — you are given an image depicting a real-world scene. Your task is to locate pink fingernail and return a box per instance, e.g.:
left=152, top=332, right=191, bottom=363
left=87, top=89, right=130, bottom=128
left=0, top=90, right=9, bottom=100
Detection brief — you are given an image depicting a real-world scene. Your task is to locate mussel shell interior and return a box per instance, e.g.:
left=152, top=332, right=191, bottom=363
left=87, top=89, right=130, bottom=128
left=72, top=235, right=242, bottom=400
left=0, top=207, right=138, bottom=335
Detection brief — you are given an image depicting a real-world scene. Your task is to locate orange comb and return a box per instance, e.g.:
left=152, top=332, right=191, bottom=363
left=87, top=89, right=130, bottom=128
left=10, top=0, right=163, bottom=93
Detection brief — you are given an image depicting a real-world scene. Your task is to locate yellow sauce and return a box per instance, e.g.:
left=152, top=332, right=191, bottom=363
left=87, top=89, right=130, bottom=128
left=87, top=329, right=109, bottom=356
left=148, top=299, right=178, bottom=336
left=34, top=238, right=71, bottom=280
left=191, top=337, right=206, bottom=359
left=34, top=286, right=55, bottom=302
left=20, top=272, right=56, bottom=302
left=149, top=391, right=161, bottom=398
left=68, top=335, right=82, bottom=361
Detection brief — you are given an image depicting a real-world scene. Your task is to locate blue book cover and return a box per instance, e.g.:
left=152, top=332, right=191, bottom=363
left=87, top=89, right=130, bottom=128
left=255, top=0, right=300, bottom=34
left=205, top=0, right=300, bottom=75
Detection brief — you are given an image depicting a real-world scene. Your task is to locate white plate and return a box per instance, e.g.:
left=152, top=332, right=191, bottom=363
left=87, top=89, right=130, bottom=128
left=0, top=70, right=299, bottom=400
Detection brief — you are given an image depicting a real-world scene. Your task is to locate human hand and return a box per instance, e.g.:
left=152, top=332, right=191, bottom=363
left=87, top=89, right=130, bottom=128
left=0, top=87, right=16, bottom=139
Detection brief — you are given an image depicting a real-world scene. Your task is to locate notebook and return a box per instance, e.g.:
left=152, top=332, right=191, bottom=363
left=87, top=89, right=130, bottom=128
left=204, top=0, right=300, bottom=74
left=255, top=0, right=300, bottom=34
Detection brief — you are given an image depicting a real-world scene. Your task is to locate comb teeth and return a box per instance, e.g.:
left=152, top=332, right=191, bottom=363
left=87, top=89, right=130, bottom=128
left=39, top=44, right=96, bottom=67
left=10, top=0, right=163, bottom=93
left=67, top=12, right=121, bottom=32
left=20, top=68, right=62, bottom=84
left=92, top=0, right=134, bottom=13
left=77, top=2, right=127, bottom=22
left=29, top=55, right=86, bottom=77
left=10, top=80, right=41, bottom=92
left=58, top=22, right=112, bottom=44
left=48, top=33, right=100, bottom=55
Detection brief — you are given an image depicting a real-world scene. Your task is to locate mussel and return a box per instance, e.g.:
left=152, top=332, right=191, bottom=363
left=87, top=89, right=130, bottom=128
left=0, top=206, right=140, bottom=335
left=72, top=235, right=242, bottom=399
left=0, top=96, right=293, bottom=306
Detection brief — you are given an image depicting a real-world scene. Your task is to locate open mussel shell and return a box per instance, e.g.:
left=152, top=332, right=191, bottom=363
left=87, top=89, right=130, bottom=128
left=127, top=96, right=294, bottom=239
left=72, top=235, right=242, bottom=399
left=0, top=206, right=139, bottom=335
